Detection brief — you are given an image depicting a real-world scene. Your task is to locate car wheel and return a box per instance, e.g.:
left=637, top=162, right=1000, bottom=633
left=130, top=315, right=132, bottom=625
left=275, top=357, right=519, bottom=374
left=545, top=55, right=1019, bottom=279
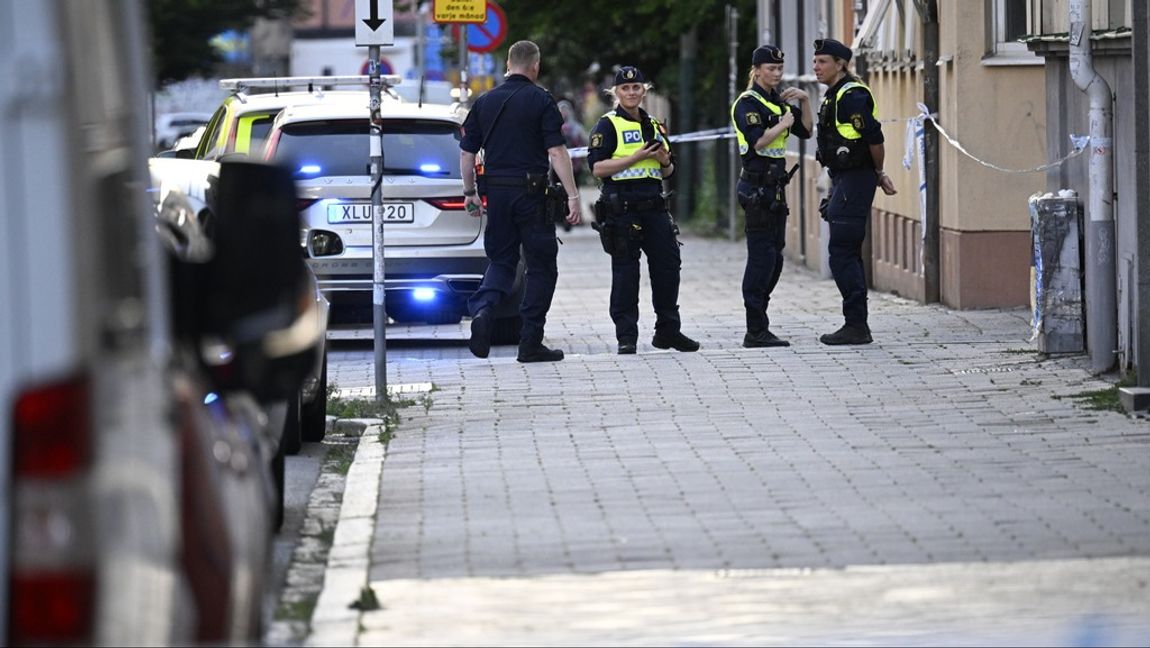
left=283, top=392, right=303, bottom=456
left=301, top=354, right=327, bottom=443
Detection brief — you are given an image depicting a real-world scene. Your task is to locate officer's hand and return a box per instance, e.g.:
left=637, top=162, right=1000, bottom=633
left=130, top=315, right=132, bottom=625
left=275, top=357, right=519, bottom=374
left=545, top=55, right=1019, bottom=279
left=878, top=172, right=898, bottom=196
left=780, top=87, right=809, bottom=103
left=464, top=194, right=484, bottom=218
left=637, top=141, right=661, bottom=161
left=779, top=110, right=795, bottom=128
left=566, top=196, right=582, bottom=226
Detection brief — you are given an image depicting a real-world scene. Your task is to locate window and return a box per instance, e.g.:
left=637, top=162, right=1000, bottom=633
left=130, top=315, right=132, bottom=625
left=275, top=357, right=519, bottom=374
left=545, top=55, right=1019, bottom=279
left=985, top=0, right=1038, bottom=64
left=272, top=120, right=463, bottom=179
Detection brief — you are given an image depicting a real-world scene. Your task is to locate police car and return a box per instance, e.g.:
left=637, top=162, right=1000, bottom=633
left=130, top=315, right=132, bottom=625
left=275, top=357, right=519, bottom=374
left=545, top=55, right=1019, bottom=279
left=262, top=96, right=524, bottom=340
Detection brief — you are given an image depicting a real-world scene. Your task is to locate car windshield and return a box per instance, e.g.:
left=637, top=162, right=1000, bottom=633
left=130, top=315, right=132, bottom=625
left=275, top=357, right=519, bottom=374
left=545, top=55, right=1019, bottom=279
left=273, top=119, right=462, bottom=179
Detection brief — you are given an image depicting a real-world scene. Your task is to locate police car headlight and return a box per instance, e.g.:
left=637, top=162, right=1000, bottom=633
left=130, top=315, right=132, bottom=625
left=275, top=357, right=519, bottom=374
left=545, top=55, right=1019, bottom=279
left=308, top=230, right=344, bottom=257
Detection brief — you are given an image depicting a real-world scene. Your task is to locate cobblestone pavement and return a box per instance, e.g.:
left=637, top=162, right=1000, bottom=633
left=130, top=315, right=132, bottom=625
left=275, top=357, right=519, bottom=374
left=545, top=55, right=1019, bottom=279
left=319, top=223, right=1150, bottom=646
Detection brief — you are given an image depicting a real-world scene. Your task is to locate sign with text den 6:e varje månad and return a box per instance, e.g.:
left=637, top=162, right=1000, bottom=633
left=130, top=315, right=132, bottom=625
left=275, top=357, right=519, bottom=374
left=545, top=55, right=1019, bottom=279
left=434, top=0, right=485, bottom=23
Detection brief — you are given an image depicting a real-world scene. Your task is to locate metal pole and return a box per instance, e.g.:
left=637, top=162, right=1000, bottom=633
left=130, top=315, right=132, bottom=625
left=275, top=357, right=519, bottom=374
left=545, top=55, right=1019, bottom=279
left=1069, top=0, right=1117, bottom=374
left=459, top=24, right=469, bottom=107
left=921, top=0, right=941, bottom=303
left=727, top=5, right=739, bottom=242
left=369, top=45, right=388, bottom=403
left=1134, top=0, right=1150, bottom=386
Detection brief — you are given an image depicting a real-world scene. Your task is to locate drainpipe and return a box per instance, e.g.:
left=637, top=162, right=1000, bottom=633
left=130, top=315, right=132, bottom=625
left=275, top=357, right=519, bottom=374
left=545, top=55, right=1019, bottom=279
left=1069, top=0, right=1117, bottom=374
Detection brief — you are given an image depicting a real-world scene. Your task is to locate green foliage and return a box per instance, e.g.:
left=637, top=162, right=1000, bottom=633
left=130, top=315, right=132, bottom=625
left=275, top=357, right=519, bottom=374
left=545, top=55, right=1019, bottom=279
left=497, top=0, right=759, bottom=128
left=147, top=0, right=306, bottom=85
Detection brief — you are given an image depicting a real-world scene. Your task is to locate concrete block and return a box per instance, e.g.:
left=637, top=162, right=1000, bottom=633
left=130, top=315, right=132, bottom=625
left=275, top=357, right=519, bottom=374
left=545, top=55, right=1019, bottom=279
left=1118, top=386, right=1150, bottom=413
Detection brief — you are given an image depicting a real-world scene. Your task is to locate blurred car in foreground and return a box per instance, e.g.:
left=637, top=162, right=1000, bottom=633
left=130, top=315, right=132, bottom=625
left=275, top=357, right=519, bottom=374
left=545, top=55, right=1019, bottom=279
left=262, top=97, right=523, bottom=341
left=1, top=2, right=320, bottom=643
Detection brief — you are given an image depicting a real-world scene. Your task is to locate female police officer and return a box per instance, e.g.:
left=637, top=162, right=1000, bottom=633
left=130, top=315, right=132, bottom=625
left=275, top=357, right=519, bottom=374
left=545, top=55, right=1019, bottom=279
left=812, top=38, right=897, bottom=345
left=731, top=45, right=813, bottom=348
left=586, top=66, right=699, bottom=355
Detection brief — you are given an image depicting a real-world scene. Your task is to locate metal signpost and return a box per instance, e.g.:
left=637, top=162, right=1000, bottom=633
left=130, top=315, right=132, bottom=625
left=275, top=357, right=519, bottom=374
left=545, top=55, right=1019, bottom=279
left=356, top=0, right=394, bottom=403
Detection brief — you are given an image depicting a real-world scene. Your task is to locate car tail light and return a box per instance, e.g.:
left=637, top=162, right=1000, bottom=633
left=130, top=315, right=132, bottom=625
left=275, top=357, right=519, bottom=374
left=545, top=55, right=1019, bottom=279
left=425, top=196, right=485, bottom=211
left=9, top=374, right=95, bottom=645
left=297, top=198, right=319, bottom=212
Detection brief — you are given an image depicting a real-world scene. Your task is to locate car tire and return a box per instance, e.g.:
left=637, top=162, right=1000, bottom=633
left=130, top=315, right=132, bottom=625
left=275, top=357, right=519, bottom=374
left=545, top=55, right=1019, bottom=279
left=283, top=392, right=303, bottom=456
left=301, top=354, right=327, bottom=443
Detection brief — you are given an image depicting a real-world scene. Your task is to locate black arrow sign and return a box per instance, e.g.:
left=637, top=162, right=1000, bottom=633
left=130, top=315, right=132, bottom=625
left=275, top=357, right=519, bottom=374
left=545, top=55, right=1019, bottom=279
left=362, top=0, right=386, bottom=31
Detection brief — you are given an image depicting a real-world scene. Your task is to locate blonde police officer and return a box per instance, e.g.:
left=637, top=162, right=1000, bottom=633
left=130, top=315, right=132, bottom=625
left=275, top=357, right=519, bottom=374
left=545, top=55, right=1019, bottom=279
left=586, top=66, right=699, bottom=355
left=731, top=45, right=812, bottom=348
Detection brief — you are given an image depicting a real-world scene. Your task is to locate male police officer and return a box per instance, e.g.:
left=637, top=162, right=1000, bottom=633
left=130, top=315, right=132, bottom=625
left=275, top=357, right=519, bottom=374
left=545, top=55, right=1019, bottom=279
left=460, top=40, right=582, bottom=363
left=587, top=66, right=699, bottom=355
left=812, top=38, right=897, bottom=345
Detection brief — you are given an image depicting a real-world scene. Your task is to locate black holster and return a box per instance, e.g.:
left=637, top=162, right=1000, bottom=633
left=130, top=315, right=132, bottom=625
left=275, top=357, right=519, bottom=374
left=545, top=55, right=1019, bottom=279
left=591, top=195, right=634, bottom=256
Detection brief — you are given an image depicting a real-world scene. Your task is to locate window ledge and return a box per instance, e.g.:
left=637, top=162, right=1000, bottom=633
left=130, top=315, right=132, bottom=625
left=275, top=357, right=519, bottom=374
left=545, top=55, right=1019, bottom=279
left=981, top=53, right=1043, bottom=67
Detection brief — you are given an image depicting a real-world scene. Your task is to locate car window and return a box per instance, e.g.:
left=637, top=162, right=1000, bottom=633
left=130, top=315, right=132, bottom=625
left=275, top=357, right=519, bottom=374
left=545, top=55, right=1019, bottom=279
left=272, top=119, right=462, bottom=179
left=235, top=112, right=278, bottom=156
left=196, top=105, right=227, bottom=159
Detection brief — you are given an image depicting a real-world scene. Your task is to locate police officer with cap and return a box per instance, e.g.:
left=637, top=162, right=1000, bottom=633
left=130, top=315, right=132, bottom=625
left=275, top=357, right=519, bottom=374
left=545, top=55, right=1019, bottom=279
left=731, top=44, right=813, bottom=348
left=812, top=38, right=897, bottom=345
left=460, top=40, right=583, bottom=363
left=586, top=66, right=699, bottom=355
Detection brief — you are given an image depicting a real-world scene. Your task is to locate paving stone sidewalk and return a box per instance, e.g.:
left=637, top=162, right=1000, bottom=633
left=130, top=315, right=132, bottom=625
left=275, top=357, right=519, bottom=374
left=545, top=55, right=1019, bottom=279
left=318, top=224, right=1150, bottom=646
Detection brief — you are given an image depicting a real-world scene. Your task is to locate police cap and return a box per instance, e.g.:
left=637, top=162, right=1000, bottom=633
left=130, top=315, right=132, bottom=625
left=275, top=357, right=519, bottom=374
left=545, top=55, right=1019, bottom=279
left=752, top=45, right=785, bottom=65
left=613, top=66, right=646, bottom=86
left=813, top=38, right=852, bottom=62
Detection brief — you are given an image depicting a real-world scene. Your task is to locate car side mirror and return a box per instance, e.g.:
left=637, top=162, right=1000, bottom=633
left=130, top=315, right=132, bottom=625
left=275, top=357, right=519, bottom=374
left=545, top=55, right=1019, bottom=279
left=173, top=147, right=196, bottom=159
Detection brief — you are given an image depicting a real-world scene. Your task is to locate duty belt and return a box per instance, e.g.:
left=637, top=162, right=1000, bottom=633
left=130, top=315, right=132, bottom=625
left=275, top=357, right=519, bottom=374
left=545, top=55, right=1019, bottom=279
left=605, top=194, right=665, bottom=211
left=739, top=169, right=774, bottom=184
left=483, top=175, right=528, bottom=188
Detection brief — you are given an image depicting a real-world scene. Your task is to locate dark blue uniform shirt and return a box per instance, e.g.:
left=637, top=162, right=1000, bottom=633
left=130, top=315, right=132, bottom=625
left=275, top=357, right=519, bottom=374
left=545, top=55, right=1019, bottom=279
left=586, top=106, right=672, bottom=192
left=460, top=74, right=566, bottom=178
left=732, top=83, right=811, bottom=173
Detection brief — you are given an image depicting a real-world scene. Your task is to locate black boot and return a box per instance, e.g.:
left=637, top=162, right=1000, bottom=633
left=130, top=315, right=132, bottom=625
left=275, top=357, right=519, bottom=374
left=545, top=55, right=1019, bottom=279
left=651, top=331, right=700, bottom=352
left=819, top=324, right=873, bottom=345
left=517, top=341, right=564, bottom=363
left=743, top=308, right=788, bottom=347
left=468, top=308, right=493, bottom=358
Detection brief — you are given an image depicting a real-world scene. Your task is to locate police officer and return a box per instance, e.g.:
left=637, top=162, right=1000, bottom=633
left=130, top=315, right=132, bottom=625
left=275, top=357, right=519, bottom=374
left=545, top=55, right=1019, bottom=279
left=731, top=45, right=813, bottom=348
left=587, top=66, right=699, bottom=355
left=812, top=38, right=897, bottom=345
left=460, top=40, right=583, bottom=363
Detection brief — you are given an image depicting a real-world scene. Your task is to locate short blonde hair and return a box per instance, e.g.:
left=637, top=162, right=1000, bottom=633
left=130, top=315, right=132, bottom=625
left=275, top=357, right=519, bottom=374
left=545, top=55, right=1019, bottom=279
left=507, top=40, right=540, bottom=70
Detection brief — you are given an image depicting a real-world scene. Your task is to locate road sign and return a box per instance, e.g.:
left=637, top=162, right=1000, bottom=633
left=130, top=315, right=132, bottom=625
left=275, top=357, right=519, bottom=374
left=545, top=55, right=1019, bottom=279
left=433, top=0, right=485, bottom=23
left=467, top=1, right=507, bottom=54
left=355, top=0, right=394, bottom=46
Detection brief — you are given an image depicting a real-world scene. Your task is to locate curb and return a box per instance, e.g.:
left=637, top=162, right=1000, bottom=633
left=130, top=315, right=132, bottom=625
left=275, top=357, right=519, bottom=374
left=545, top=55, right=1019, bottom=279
left=305, top=422, right=386, bottom=647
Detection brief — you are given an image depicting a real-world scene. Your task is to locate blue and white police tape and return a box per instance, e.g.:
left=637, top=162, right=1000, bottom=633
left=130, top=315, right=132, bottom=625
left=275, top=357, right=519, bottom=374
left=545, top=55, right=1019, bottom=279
left=567, top=127, right=735, bottom=159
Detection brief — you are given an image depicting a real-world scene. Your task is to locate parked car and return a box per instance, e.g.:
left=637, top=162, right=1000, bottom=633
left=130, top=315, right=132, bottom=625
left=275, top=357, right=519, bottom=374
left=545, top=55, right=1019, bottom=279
left=262, top=98, right=523, bottom=340
left=1, top=1, right=312, bottom=644
left=192, top=76, right=402, bottom=163
left=154, top=111, right=213, bottom=150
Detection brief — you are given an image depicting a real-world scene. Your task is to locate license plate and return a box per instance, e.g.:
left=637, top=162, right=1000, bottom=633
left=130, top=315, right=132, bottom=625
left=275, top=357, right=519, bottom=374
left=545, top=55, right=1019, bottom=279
left=327, top=202, right=415, bottom=224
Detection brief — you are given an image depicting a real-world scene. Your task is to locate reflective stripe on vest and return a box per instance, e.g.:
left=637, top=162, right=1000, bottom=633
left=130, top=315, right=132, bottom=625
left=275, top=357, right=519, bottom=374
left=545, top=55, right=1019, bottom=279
left=730, top=90, right=787, bottom=158
left=605, top=113, right=668, bottom=181
left=834, top=81, right=878, bottom=141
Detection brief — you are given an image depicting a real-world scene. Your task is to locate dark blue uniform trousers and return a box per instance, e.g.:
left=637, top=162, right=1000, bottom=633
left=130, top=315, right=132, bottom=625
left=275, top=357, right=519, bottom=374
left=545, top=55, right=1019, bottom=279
left=738, top=178, right=787, bottom=332
left=609, top=203, right=682, bottom=344
left=467, top=187, right=558, bottom=345
left=825, top=168, right=877, bottom=329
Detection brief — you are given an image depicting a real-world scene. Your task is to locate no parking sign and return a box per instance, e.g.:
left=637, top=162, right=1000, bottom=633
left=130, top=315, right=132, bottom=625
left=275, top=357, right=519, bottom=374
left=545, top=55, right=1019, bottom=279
left=466, top=2, right=507, bottom=54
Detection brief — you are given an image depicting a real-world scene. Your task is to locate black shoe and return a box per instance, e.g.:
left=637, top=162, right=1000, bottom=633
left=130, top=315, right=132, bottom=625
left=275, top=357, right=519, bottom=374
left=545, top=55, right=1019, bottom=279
left=743, top=330, right=791, bottom=348
left=618, top=342, right=637, bottom=355
left=468, top=309, right=492, bottom=358
left=819, top=324, right=873, bottom=346
left=517, top=343, right=564, bottom=363
left=651, top=331, right=700, bottom=352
